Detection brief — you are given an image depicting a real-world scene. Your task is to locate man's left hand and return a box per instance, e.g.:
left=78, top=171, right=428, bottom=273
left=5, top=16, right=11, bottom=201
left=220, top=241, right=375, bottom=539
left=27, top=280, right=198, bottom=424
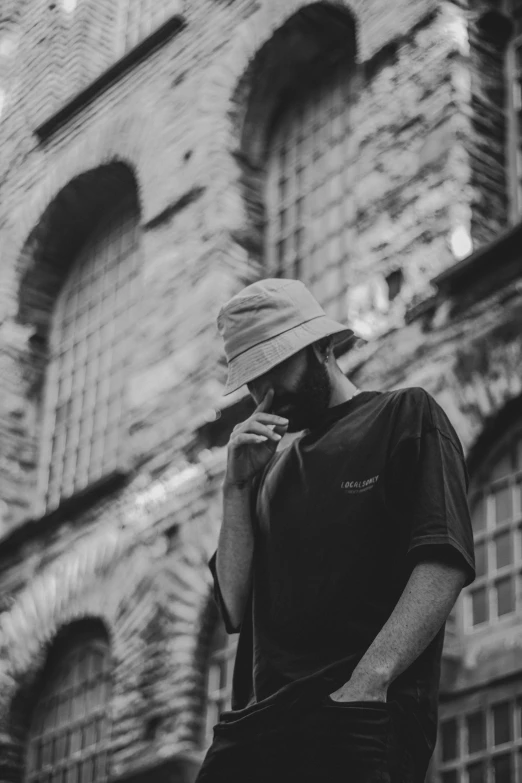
left=328, top=672, right=388, bottom=704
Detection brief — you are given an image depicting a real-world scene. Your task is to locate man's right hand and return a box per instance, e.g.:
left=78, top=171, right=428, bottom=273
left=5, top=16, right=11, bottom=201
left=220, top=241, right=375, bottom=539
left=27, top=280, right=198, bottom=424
left=225, top=388, right=289, bottom=488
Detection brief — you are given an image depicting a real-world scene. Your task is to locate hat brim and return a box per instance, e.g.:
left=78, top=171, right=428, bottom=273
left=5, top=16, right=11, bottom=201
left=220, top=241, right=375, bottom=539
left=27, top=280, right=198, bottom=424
left=223, top=316, right=355, bottom=395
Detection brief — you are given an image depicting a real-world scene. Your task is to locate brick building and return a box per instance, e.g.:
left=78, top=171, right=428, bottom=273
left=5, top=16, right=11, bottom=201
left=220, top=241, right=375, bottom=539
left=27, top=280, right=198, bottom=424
left=0, top=0, right=521, bottom=781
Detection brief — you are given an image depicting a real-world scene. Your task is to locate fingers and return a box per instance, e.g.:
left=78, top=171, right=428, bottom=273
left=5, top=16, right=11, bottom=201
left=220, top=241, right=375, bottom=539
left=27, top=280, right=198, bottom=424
left=272, top=422, right=288, bottom=437
left=254, top=412, right=289, bottom=426
left=256, top=388, right=274, bottom=413
left=233, top=433, right=271, bottom=446
left=234, top=420, right=281, bottom=443
left=230, top=390, right=288, bottom=452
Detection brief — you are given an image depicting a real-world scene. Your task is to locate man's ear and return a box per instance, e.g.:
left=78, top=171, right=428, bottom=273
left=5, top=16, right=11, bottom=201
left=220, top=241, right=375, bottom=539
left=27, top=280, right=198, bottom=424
left=312, top=337, right=333, bottom=363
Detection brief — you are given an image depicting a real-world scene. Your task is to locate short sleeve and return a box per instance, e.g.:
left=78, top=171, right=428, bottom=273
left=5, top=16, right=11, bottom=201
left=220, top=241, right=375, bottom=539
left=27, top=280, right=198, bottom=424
left=208, top=551, right=241, bottom=634
left=387, top=391, right=476, bottom=587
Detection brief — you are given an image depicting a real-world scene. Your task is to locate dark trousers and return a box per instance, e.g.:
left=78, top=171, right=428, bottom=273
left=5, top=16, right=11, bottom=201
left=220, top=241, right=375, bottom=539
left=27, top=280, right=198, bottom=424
left=196, top=697, right=418, bottom=783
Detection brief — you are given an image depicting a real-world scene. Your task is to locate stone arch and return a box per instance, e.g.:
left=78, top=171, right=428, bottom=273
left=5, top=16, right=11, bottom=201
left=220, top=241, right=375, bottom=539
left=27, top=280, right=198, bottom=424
left=0, top=126, right=150, bottom=528
left=195, top=0, right=448, bottom=308
left=15, top=160, right=139, bottom=327
left=430, top=331, right=522, bottom=459
left=197, top=2, right=359, bottom=243
left=237, top=4, right=357, bottom=158
left=198, top=0, right=447, bottom=169
left=0, top=536, right=153, bottom=712
left=0, top=538, right=159, bottom=779
left=0, top=519, right=223, bottom=763
left=193, top=1, right=368, bottom=316
left=238, top=5, right=359, bottom=271
left=466, top=392, right=522, bottom=482
left=6, top=111, right=150, bottom=281
left=7, top=617, right=111, bottom=779
left=9, top=158, right=141, bottom=479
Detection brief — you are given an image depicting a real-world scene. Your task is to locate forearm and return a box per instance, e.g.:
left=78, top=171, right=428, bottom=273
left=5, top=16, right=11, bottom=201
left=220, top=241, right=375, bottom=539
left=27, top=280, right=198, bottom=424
left=216, top=482, right=255, bottom=629
left=350, top=556, right=467, bottom=692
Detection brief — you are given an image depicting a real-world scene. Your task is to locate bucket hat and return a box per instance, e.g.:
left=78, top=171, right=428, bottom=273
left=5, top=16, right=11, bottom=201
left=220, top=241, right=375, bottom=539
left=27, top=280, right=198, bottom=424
left=218, top=278, right=355, bottom=395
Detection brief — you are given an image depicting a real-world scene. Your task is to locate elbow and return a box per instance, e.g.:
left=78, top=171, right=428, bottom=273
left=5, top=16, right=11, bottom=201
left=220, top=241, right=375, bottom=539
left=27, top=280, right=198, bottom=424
left=222, top=591, right=248, bottom=633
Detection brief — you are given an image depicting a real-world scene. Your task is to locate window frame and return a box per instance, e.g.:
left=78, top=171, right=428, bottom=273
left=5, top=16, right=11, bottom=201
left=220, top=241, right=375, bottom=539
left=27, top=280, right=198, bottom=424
left=436, top=679, right=522, bottom=782
left=33, top=195, right=141, bottom=518
left=24, top=635, right=112, bottom=783
left=264, top=51, right=359, bottom=323
left=462, top=423, right=522, bottom=633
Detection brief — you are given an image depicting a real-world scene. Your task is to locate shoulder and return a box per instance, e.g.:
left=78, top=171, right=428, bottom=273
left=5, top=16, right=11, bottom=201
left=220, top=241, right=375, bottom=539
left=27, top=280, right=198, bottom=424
left=380, top=386, right=433, bottom=422
left=382, top=386, right=463, bottom=453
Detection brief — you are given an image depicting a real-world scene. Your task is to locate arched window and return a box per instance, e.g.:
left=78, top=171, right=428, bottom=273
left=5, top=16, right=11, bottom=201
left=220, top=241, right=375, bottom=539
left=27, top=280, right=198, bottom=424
left=265, top=52, right=358, bottom=322
left=37, top=193, right=141, bottom=513
left=506, top=0, right=522, bottom=220
left=24, top=630, right=112, bottom=782
left=436, top=682, right=522, bottom=783
left=433, top=416, right=522, bottom=782
left=465, top=425, right=522, bottom=630
left=204, top=623, right=237, bottom=747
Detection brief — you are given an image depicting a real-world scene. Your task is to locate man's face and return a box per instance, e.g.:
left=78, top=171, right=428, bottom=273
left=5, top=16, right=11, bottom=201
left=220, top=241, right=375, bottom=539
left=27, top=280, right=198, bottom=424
left=247, top=345, right=333, bottom=432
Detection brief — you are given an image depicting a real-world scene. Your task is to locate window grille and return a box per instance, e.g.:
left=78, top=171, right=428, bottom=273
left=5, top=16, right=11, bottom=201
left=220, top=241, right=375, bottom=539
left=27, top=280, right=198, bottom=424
left=25, top=637, right=112, bottom=783
left=204, top=624, right=238, bottom=747
left=507, top=1, right=522, bottom=220
left=436, top=690, right=522, bottom=783
left=265, top=55, right=358, bottom=322
left=37, top=195, right=140, bottom=514
left=464, top=428, right=522, bottom=630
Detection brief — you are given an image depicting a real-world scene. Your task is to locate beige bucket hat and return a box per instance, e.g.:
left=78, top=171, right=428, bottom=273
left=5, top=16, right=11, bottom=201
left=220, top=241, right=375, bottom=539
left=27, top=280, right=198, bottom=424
left=218, top=278, right=355, bottom=395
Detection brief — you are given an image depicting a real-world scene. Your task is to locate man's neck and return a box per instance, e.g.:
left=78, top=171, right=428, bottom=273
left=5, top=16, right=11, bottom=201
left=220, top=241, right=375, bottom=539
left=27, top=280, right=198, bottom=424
left=328, top=374, right=359, bottom=408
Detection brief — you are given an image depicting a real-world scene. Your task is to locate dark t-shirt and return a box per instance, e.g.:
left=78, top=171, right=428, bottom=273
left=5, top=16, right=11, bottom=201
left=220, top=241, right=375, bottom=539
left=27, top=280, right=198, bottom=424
left=209, top=387, right=475, bottom=769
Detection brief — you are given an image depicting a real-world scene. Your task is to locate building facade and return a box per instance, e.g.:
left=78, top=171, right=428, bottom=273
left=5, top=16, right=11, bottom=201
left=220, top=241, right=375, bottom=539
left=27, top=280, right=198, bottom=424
left=0, top=0, right=521, bottom=781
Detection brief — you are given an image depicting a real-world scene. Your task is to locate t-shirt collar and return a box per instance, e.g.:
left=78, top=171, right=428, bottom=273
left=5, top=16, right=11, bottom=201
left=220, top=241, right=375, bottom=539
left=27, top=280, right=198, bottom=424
left=306, top=390, right=375, bottom=432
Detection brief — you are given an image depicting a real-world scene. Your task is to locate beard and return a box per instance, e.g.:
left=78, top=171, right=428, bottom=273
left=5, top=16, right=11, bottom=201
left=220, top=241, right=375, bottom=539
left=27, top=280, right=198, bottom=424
left=272, top=348, right=333, bottom=432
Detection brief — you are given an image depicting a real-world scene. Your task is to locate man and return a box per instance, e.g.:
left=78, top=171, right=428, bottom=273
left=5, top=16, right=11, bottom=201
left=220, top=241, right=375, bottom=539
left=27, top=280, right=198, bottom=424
left=197, top=278, right=475, bottom=783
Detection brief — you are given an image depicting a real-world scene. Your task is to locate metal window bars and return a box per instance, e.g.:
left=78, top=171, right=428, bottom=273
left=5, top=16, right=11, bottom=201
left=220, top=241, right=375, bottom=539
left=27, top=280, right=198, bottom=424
left=25, top=639, right=112, bottom=783
left=36, top=194, right=140, bottom=515
left=265, top=54, right=358, bottom=323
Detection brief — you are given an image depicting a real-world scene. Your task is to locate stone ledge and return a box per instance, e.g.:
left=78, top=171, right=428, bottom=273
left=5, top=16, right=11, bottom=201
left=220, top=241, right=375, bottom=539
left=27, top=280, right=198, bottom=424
left=0, top=469, right=129, bottom=558
left=34, top=12, right=186, bottom=142
left=433, top=219, right=522, bottom=298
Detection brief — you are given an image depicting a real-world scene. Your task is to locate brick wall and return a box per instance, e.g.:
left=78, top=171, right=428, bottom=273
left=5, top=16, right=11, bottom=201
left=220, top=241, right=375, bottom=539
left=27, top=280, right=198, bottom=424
left=0, top=0, right=455, bottom=542
left=0, top=0, right=521, bottom=780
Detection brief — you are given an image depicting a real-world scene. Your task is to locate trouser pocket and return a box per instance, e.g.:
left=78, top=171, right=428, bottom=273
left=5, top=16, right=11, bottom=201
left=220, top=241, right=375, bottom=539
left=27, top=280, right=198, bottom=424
left=201, top=701, right=401, bottom=783
left=318, top=696, right=393, bottom=744
left=322, top=695, right=391, bottom=709
left=319, top=698, right=413, bottom=783
left=299, top=696, right=397, bottom=780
